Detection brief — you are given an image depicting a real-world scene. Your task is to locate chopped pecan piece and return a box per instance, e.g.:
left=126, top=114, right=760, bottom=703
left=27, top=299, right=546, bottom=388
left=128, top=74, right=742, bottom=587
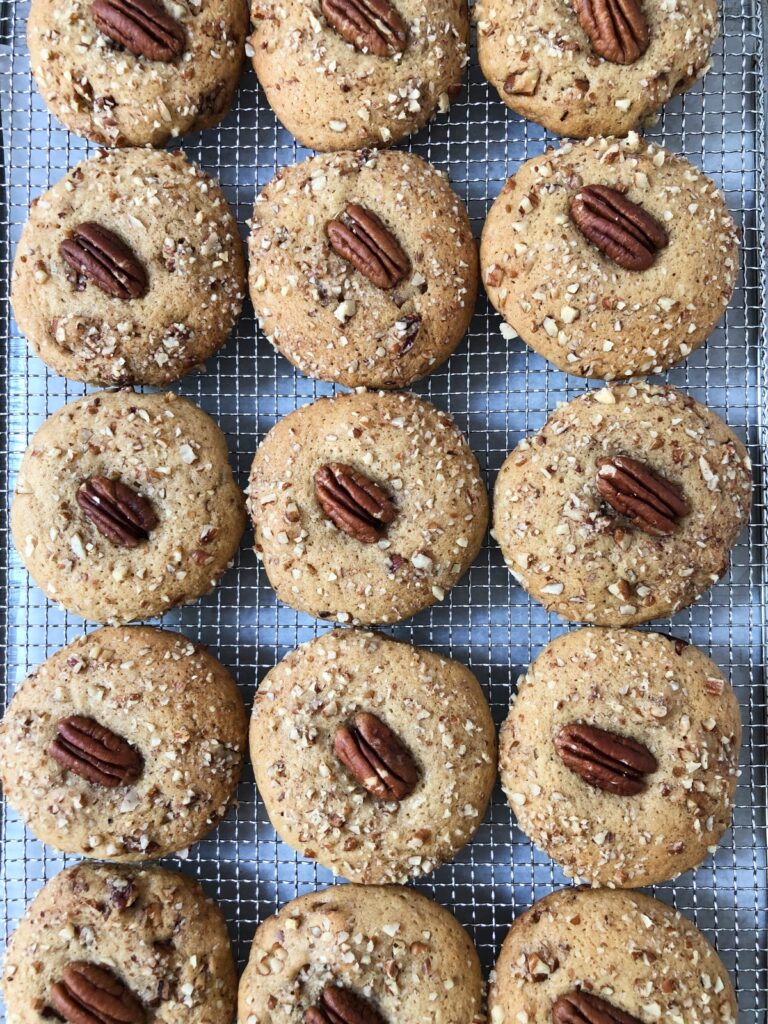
left=51, top=962, right=145, bottom=1024
left=49, top=716, right=143, bottom=787
left=77, top=476, right=159, bottom=548
left=315, top=463, right=396, bottom=543
left=334, top=711, right=419, bottom=801
left=320, top=0, right=407, bottom=56
left=553, top=989, right=643, bottom=1024
left=327, top=204, right=410, bottom=289
left=60, top=222, right=147, bottom=300
left=570, top=185, right=668, bottom=271
left=596, top=455, right=689, bottom=536
left=570, top=0, right=649, bottom=64
left=555, top=722, right=657, bottom=796
left=92, top=0, right=185, bottom=62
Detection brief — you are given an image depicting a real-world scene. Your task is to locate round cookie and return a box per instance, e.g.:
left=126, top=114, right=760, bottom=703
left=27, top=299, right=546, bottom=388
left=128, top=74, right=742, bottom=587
left=11, top=389, right=246, bottom=623
left=493, top=383, right=751, bottom=625
left=474, top=0, right=718, bottom=138
left=0, top=626, right=247, bottom=861
left=248, top=0, right=469, bottom=151
left=488, top=887, right=737, bottom=1024
left=249, top=150, right=478, bottom=389
left=2, top=862, right=237, bottom=1024
left=248, top=390, right=488, bottom=624
left=238, top=884, right=484, bottom=1024
left=480, top=135, right=738, bottom=380
left=28, top=0, right=248, bottom=147
left=500, top=628, right=741, bottom=888
left=12, top=149, right=246, bottom=387
left=251, top=628, right=496, bottom=883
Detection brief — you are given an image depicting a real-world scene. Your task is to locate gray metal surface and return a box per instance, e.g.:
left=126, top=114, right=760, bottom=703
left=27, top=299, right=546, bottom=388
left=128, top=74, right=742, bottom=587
left=1, top=0, right=767, bottom=1017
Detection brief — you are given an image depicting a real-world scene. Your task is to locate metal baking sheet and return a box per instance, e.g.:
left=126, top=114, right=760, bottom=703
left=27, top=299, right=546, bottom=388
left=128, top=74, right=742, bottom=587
left=0, top=0, right=766, bottom=1017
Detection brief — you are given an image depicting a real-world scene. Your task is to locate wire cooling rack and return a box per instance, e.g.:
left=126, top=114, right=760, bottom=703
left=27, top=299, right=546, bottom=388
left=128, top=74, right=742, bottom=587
left=1, top=0, right=767, bottom=1017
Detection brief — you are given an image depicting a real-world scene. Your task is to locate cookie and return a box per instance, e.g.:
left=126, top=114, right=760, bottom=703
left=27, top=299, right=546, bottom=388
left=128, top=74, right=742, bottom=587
left=0, top=626, right=247, bottom=861
left=2, top=862, right=237, bottom=1024
left=238, top=883, right=484, bottom=1024
left=28, top=0, right=248, bottom=147
left=249, top=149, right=478, bottom=389
left=488, top=887, right=737, bottom=1024
left=500, top=627, right=741, bottom=888
left=248, top=389, right=488, bottom=624
left=474, top=0, right=717, bottom=138
left=11, top=389, right=246, bottom=624
left=248, top=0, right=469, bottom=151
left=493, top=383, right=751, bottom=625
left=11, top=148, right=246, bottom=387
left=480, top=135, right=738, bottom=380
left=251, top=628, right=496, bottom=882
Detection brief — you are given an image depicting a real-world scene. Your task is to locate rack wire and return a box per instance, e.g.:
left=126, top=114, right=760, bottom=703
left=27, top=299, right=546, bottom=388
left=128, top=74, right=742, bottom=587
left=0, top=0, right=766, bottom=1016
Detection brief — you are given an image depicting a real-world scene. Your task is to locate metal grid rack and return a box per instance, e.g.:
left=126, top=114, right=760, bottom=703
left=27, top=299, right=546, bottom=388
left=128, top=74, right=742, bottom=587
left=1, top=0, right=767, bottom=1017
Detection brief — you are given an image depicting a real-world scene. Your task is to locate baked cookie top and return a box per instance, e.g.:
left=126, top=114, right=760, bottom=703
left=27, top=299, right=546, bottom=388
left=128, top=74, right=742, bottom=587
left=248, top=389, right=488, bottom=625
left=500, top=627, right=741, bottom=888
left=488, top=887, right=737, bottom=1024
left=2, top=862, right=237, bottom=1024
left=492, top=383, right=751, bottom=626
left=251, top=628, right=496, bottom=882
left=11, top=148, right=246, bottom=387
left=28, top=0, right=248, bottom=147
left=474, top=0, right=718, bottom=138
left=249, top=149, right=478, bottom=389
left=480, top=135, right=738, bottom=380
left=0, top=626, right=247, bottom=861
left=11, top=389, right=246, bottom=624
left=238, top=884, right=484, bottom=1024
left=248, top=0, right=469, bottom=151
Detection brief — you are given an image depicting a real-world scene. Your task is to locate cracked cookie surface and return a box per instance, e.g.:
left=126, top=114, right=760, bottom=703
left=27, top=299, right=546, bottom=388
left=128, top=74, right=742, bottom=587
left=500, top=627, right=741, bottom=888
left=12, top=149, right=245, bottom=387
left=11, top=389, right=245, bottom=623
left=0, top=626, right=246, bottom=861
left=249, top=150, right=478, bottom=388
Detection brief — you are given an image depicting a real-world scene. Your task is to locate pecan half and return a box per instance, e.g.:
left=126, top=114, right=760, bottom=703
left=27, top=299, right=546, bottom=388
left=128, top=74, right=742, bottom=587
left=77, top=476, right=159, bottom=548
left=596, top=455, right=689, bottom=536
left=320, top=0, right=407, bottom=56
left=92, top=0, right=185, bottom=62
left=315, top=463, right=396, bottom=544
left=334, top=712, right=419, bottom=801
left=569, top=186, right=668, bottom=271
left=60, top=222, right=147, bottom=300
left=306, top=985, right=386, bottom=1024
left=327, top=205, right=409, bottom=289
left=570, top=0, right=649, bottom=64
left=49, top=716, right=143, bottom=787
left=555, top=723, right=657, bottom=796
left=553, top=989, right=642, bottom=1024
left=51, top=962, right=145, bottom=1024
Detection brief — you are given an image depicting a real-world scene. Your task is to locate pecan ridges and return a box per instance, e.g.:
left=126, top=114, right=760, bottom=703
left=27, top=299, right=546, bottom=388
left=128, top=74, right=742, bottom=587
left=555, top=722, right=657, bottom=796
left=570, top=186, right=668, bottom=271
left=315, top=463, right=396, bottom=544
left=305, top=984, right=386, bottom=1024
left=596, top=455, right=689, bottom=537
left=49, top=716, right=144, bottom=788
left=60, top=222, right=147, bottom=300
left=51, top=962, right=146, bottom=1024
left=77, top=476, right=159, bottom=548
left=92, top=0, right=185, bottom=62
left=553, top=989, right=643, bottom=1024
left=327, top=204, right=410, bottom=289
left=320, top=0, right=407, bottom=56
left=570, top=0, right=649, bottom=64
left=335, top=711, right=419, bottom=801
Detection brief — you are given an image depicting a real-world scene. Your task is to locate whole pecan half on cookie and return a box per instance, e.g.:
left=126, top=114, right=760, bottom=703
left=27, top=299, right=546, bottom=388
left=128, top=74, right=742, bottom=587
left=569, top=186, right=668, bottom=271
left=334, top=711, right=419, bottom=800
left=553, top=989, right=643, bottom=1024
left=596, top=455, right=689, bottom=536
left=51, top=962, right=145, bottom=1024
left=49, top=715, right=144, bottom=787
left=77, top=476, right=159, bottom=547
left=555, top=722, right=657, bottom=796
left=327, top=204, right=410, bottom=289
left=320, top=0, right=407, bottom=56
left=315, top=463, right=396, bottom=543
left=91, top=0, right=185, bottom=62
left=60, top=222, right=147, bottom=300
left=306, top=984, right=386, bottom=1024
left=570, top=0, right=649, bottom=64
